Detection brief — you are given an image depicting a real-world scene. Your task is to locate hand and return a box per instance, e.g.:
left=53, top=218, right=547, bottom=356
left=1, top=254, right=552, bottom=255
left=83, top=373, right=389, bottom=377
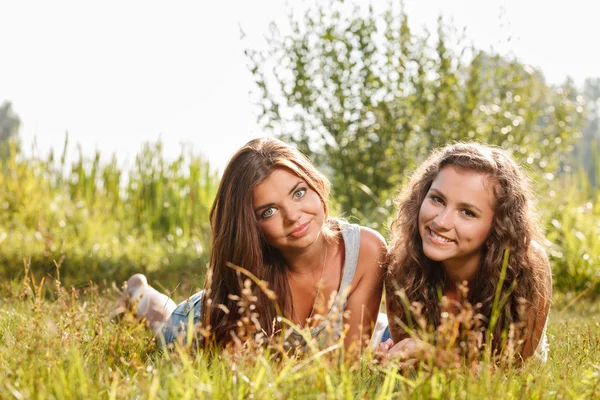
left=387, top=338, right=434, bottom=370
left=374, top=338, right=394, bottom=360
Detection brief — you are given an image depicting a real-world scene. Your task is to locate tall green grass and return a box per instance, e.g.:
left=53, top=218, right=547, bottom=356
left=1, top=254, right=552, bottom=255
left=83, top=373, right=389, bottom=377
left=538, top=166, right=600, bottom=293
left=1, top=274, right=599, bottom=398
left=0, top=136, right=219, bottom=289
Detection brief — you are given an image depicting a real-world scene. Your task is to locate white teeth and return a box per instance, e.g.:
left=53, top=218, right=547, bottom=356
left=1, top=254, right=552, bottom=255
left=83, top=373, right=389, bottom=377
left=430, top=229, right=453, bottom=243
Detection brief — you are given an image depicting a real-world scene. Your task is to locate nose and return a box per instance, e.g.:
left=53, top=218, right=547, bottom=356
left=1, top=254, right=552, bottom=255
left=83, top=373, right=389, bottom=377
left=283, top=201, right=302, bottom=224
left=433, top=208, right=452, bottom=230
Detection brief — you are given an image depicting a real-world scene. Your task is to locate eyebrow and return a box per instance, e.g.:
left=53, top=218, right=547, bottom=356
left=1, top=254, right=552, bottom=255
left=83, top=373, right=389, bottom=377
left=254, top=181, right=304, bottom=213
left=428, top=188, right=483, bottom=213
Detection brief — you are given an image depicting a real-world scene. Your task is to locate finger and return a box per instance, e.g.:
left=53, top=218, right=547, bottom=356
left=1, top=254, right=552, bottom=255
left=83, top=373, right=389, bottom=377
left=374, top=343, right=388, bottom=356
left=398, top=358, right=418, bottom=371
left=387, top=347, right=407, bottom=360
left=381, top=338, right=393, bottom=350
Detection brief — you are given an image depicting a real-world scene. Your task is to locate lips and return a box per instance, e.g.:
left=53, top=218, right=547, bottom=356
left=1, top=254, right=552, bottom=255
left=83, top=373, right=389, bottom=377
left=427, top=227, right=455, bottom=244
left=289, top=221, right=311, bottom=238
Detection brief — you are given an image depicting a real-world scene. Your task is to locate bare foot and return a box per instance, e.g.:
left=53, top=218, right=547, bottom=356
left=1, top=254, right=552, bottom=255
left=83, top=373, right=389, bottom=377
left=109, top=274, right=176, bottom=334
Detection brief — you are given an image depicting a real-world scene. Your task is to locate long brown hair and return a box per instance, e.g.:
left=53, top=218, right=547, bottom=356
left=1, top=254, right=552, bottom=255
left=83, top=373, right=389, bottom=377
left=202, top=137, right=331, bottom=346
left=386, top=142, right=551, bottom=353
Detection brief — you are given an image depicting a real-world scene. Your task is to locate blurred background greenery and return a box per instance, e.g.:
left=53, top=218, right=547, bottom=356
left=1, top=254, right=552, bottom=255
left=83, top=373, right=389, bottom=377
left=1, top=0, right=598, bottom=295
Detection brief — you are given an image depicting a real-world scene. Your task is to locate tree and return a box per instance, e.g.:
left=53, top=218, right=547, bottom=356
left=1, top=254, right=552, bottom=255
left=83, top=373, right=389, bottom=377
left=573, top=77, right=600, bottom=188
left=247, top=0, right=585, bottom=230
left=0, top=101, right=21, bottom=162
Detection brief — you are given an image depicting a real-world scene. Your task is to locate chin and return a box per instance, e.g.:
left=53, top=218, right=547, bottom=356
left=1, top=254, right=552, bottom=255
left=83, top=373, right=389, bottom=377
left=422, top=246, right=448, bottom=262
left=290, top=231, right=321, bottom=250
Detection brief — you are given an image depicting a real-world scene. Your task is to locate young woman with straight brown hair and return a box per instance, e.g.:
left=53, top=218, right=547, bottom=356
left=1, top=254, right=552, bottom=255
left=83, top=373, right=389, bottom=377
left=114, top=137, right=386, bottom=351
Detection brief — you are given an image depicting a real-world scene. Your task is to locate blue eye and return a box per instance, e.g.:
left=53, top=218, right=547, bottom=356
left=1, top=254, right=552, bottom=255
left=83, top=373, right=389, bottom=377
left=261, top=207, right=276, bottom=218
left=293, top=188, right=307, bottom=199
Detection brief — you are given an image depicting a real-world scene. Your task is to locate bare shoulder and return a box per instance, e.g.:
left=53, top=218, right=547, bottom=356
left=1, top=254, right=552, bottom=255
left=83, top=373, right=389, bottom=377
left=531, top=240, right=552, bottom=285
left=528, top=240, right=552, bottom=328
left=531, top=239, right=548, bottom=256
left=522, top=240, right=552, bottom=358
left=358, top=226, right=387, bottom=252
left=355, top=226, right=387, bottom=276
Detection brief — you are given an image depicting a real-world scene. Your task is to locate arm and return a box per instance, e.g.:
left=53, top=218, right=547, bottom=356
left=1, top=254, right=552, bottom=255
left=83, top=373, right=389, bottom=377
left=382, top=277, right=435, bottom=365
left=385, top=279, right=410, bottom=344
left=343, top=227, right=387, bottom=349
left=521, top=242, right=552, bottom=360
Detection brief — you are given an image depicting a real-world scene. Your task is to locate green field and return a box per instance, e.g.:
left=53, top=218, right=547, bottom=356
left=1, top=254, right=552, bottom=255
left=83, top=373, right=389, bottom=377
left=1, top=277, right=599, bottom=399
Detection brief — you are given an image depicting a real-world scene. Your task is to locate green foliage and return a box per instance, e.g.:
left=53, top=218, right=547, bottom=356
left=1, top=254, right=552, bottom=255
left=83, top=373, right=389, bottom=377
left=0, top=136, right=218, bottom=287
left=573, top=77, right=600, bottom=188
left=0, top=101, right=21, bottom=163
left=540, top=169, right=600, bottom=292
left=247, top=0, right=586, bottom=231
left=2, top=134, right=597, bottom=293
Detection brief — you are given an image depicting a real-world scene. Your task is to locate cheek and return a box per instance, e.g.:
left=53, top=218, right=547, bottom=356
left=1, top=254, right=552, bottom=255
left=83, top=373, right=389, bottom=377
left=478, top=221, right=494, bottom=241
left=418, top=202, right=432, bottom=225
left=307, top=192, right=325, bottom=216
left=468, top=221, right=493, bottom=246
left=258, top=219, right=280, bottom=242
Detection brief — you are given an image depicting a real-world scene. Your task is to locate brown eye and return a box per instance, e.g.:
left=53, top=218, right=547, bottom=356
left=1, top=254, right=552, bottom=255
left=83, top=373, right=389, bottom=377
left=462, top=209, right=476, bottom=218
left=430, top=195, right=444, bottom=204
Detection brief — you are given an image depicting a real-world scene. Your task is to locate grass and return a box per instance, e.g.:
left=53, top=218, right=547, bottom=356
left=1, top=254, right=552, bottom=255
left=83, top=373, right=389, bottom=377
left=0, top=137, right=218, bottom=289
left=539, top=169, right=600, bottom=293
left=1, top=273, right=599, bottom=399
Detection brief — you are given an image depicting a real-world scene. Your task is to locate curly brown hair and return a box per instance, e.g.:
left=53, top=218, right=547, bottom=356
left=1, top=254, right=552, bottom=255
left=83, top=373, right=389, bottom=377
left=386, top=142, right=552, bottom=354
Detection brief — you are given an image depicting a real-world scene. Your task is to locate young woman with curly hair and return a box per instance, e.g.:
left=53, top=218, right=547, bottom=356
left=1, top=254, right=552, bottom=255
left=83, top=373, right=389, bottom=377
left=382, top=143, right=552, bottom=365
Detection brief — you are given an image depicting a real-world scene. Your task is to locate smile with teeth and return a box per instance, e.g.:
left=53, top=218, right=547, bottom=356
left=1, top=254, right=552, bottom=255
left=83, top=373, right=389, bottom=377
left=428, top=228, right=454, bottom=243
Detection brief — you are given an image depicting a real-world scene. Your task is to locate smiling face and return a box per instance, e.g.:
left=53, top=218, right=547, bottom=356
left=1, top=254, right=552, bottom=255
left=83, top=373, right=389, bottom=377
left=252, top=168, right=326, bottom=255
left=418, top=165, right=496, bottom=279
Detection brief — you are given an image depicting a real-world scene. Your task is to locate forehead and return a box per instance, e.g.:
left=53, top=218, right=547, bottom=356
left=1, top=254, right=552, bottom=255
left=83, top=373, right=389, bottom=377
left=431, top=166, right=496, bottom=208
left=252, top=168, right=303, bottom=203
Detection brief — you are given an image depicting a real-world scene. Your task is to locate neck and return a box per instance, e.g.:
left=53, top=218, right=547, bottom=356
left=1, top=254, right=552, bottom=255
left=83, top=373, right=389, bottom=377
left=442, top=252, right=482, bottom=288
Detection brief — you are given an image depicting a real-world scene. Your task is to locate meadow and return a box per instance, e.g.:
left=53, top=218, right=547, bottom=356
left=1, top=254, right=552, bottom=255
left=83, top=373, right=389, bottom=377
left=1, top=277, right=599, bottom=399
left=1, top=140, right=600, bottom=398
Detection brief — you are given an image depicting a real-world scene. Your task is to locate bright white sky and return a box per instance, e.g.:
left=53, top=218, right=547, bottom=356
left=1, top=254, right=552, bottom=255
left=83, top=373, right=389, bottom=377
left=1, top=0, right=598, bottom=173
